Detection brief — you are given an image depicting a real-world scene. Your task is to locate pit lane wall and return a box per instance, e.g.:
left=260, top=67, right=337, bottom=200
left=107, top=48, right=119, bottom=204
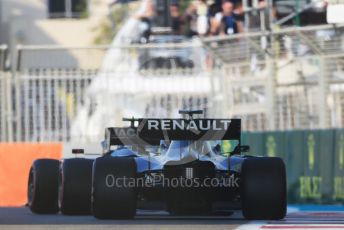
left=240, top=129, right=344, bottom=204
left=0, top=143, right=62, bottom=206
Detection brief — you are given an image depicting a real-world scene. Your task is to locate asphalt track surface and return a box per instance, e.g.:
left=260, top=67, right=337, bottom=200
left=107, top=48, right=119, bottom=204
left=0, top=208, right=245, bottom=230
left=1, top=207, right=344, bottom=230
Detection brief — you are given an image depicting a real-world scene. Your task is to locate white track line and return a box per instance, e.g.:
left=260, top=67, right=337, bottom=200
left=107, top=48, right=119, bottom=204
left=236, top=221, right=268, bottom=230
left=235, top=206, right=300, bottom=230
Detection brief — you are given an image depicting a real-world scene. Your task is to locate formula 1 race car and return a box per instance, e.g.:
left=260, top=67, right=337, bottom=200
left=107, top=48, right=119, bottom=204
left=28, top=110, right=286, bottom=220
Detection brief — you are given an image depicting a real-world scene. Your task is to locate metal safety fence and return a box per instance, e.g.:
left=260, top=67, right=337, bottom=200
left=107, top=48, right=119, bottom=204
left=8, top=68, right=224, bottom=142
left=0, top=45, right=8, bottom=142
left=202, top=24, right=344, bottom=131
left=219, top=53, right=344, bottom=131
left=0, top=24, right=344, bottom=142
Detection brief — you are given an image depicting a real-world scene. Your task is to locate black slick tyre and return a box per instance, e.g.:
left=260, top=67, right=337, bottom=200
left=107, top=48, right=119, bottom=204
left=241, top=157, right=287, bottom=220
left=92, top=157, right=137, bottom=219
left=60, top=158, right=94, bottom=215
left=28, top=159, right=60, bottom=214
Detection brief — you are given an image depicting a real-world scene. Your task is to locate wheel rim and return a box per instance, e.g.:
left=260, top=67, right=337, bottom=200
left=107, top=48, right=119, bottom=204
left=28, top=168, right=35, bottom=206
left=58, top=168, right=63, bottom=209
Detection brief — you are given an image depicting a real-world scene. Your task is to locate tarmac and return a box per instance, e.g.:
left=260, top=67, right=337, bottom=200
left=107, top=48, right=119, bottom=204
left=1, top=206, right=344, bottom=230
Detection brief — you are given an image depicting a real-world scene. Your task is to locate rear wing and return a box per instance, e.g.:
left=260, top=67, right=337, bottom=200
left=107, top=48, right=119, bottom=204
left=104, top=119, right=241, bottom=151
left=105, top=127, right=137, bottom=146
left=137, top=119, right=241, bottom=141
left=103, top=127, right=160, bottom=153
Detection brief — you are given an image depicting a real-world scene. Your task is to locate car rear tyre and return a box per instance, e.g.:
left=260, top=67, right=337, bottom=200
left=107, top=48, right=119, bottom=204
left=28, top=159, right=60, bottom=214
left=92, top=157, right=137, bottom=219
left=60, top=158, right=94, bottom=215
left=241, top=157, right=286, bottom=220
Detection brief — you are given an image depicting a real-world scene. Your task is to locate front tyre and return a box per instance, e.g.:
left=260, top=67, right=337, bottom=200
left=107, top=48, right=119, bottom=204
left=28, top=159, right=60, bottom=214
left=241, top=157, right=286, bottom=220
left=92, top=157, right=137, bottom=219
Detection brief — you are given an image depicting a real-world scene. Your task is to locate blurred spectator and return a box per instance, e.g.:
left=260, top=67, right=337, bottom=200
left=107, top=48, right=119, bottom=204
left=183, top=1, right=199, bottom=37
left=135, top=0, right=156, bottom=42
left=196, top=0, right=209, bottom=36
left=183, top=0, right=209, bottom=36
left=233, top=1, right=245, bottom=23
left=208, top=0, right=223, bottom=17
left=211, top=0, right=243, bottom=36
left=210, top=1, right=223, bottom=36
left=220, top=0, right=244, bottom=35
left=170, top=3, right=182, bottom=34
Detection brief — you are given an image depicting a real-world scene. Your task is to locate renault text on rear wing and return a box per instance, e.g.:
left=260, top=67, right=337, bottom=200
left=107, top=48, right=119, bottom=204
left=137, top=119, right=241, bottom=141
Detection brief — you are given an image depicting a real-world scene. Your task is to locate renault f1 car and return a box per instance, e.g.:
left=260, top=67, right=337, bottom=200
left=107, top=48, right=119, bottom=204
left=28, top=110, right=286, bottom=220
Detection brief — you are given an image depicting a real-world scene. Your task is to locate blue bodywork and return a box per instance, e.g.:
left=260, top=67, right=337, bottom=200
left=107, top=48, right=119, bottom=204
left=110, top=140, right=245, bottom=173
